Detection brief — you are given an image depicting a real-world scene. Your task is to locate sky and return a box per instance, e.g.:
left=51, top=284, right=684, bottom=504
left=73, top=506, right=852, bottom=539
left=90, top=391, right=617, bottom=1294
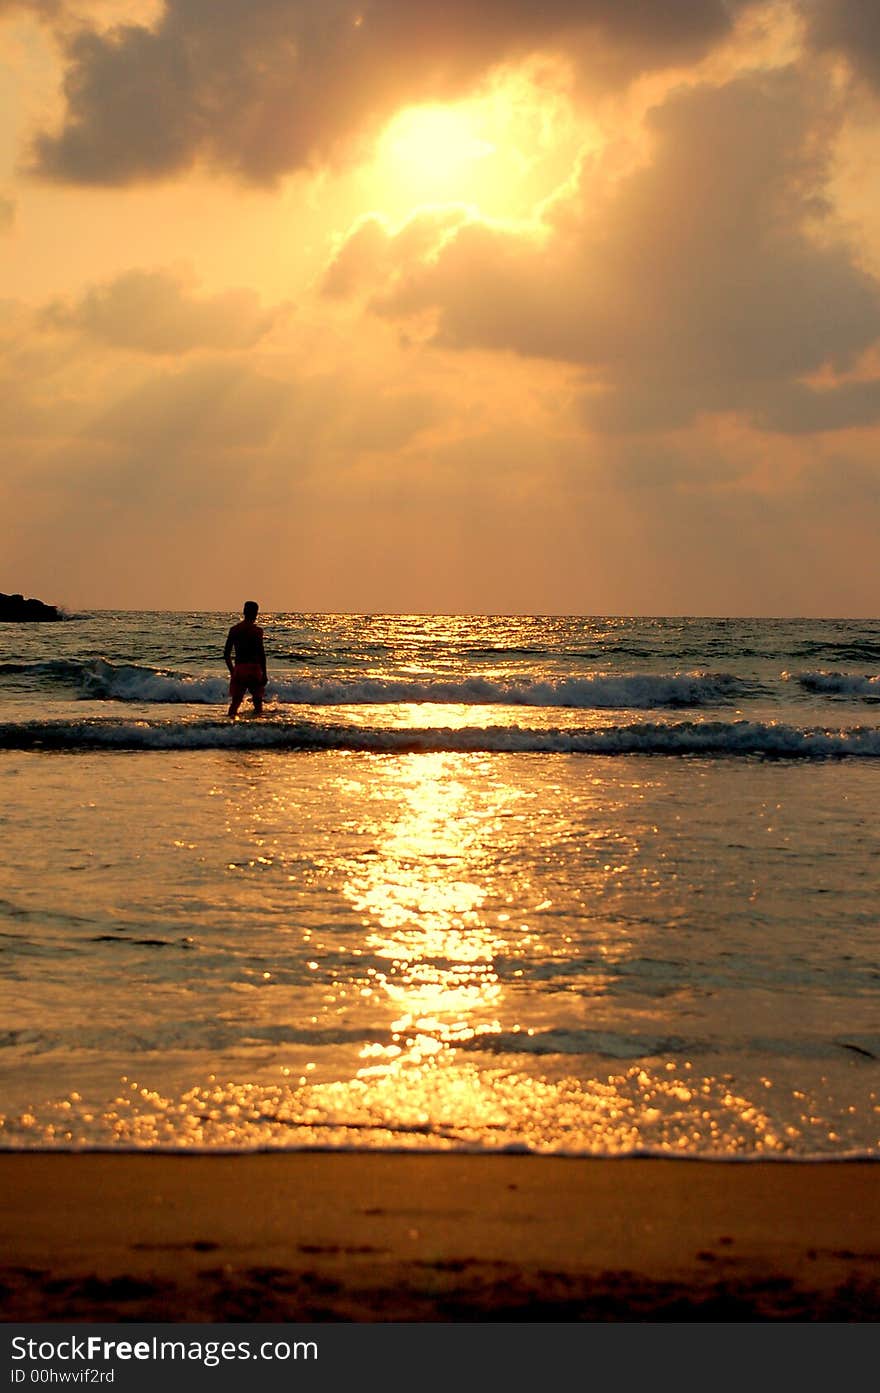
left=2, top=0, right=880, bottom=615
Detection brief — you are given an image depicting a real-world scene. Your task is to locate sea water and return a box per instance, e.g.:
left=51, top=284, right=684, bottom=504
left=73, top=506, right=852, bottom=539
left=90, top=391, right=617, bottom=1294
left=1, top=613, right=878, bottom=1155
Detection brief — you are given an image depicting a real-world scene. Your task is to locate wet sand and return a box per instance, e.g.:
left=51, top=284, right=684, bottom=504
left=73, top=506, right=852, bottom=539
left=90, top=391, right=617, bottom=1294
left=2, top=1153, right=879, bottom=1321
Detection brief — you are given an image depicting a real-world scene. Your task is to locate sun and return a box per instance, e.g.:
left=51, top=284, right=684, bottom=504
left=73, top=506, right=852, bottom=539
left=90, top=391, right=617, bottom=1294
left=363, top=69, right=586, bottom=223
left=378, top=104, right=496, bottom=200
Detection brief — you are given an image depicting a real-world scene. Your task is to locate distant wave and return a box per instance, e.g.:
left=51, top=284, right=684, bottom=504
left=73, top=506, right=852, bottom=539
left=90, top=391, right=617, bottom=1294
left=0, top=658, right=91, bottom=681
left=788, top=670, right=880, bottom=699
left=26, top=658, right=759, bottom=710
left=793, top=642, right=880, bottom=663
left=2, top=717, right=879, bottom=757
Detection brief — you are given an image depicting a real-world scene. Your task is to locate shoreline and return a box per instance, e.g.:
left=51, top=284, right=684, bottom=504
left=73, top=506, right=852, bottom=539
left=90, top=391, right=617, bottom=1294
left=2, top=1153, right=879, bottom=1322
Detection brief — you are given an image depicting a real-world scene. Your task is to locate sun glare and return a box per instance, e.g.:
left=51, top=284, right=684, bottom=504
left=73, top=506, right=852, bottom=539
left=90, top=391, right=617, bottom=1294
left=380, top=105, right=496, bottom=198
left=365, top=68, right=586, bottom=222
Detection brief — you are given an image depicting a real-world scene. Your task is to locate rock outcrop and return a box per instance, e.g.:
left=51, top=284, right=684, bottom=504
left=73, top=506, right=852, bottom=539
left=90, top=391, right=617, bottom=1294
left=0, top=592, right=62, bottom=622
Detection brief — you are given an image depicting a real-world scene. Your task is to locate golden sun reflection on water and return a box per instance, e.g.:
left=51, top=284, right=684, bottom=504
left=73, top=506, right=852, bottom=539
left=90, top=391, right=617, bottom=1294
left=9, top=1060, right=811, bottom=1155
left=3, top=748, right=868, bottom=1157
left=340, top=753, right=513, bottom=1068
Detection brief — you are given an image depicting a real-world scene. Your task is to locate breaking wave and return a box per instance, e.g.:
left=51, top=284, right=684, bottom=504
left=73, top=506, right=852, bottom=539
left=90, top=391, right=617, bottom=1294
left=79, top=660, right=227, bottom=703
left=2, top=717, right=879, bottom=757
left=32, top=658, right=759, bottom=710
left=788, top=670, right=880, bottom=699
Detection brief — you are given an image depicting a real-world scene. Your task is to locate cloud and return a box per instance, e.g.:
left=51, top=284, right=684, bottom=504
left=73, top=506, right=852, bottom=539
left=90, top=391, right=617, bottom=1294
left=27, top=0, right=752, bottom=185
left=326, top=67, right=880, bottom=434
left=0, top=195, right=14, bottom=231
left=0, top=0, right=63, bottom=15
left=753, top=378, right=880, bottom=432
left=41, top=267, right=283, bottom=352
left=322, top=208, right=471, bottom=298
left=87, top=358, right=291, bottom=450
left=803, top=0, right=880, bottom=90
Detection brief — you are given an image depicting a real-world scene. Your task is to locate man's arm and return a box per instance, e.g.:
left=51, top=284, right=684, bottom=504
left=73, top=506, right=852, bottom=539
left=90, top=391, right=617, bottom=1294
left=258, top=630, right=267, bottom=683
left=224, top=628, right=235, bottom=674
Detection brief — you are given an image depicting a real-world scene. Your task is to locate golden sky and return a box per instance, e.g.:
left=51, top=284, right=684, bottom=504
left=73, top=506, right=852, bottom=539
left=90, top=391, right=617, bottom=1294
left=2, top=0, right=880, bottom=614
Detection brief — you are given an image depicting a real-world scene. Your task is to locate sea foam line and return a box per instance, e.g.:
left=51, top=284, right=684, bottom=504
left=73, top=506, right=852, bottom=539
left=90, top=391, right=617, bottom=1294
left=1, top=718, right=879, bottom=757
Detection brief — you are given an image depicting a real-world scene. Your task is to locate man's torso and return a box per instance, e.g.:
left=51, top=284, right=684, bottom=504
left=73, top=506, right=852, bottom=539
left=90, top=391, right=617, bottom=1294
left=228, top=620, right=264, bottom=667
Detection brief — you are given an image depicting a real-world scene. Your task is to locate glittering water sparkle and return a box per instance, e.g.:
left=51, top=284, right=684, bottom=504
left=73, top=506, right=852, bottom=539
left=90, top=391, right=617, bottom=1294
left=1, top=614, right=878, bottom=1155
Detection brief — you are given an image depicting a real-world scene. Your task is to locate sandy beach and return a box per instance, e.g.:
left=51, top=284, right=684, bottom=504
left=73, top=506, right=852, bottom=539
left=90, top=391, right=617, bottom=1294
left=2, top=1154, right=879, bottom=1321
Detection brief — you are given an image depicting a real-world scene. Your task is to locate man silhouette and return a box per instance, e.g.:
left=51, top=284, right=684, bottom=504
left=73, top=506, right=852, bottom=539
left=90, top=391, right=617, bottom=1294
left=224, top=600, right=267, bottom=718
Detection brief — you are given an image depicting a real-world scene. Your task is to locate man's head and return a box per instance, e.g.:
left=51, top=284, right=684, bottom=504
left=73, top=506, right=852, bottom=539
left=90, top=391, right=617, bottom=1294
left=243, top=600, right=259, bottom=620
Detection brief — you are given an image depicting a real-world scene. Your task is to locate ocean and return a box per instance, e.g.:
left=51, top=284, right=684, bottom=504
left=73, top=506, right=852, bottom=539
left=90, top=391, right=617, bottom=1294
left=1, top=612, right=878, bottom=1156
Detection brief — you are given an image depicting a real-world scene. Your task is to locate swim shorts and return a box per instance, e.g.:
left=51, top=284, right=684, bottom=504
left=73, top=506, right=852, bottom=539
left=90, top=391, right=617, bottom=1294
left=229, top=662, right=266, bottom=697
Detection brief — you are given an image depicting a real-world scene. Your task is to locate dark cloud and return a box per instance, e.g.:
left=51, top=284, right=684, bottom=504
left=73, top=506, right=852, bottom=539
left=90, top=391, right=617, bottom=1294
left=803, top=0, right=880, bottom=90
left=327, top=68, right=880, bottom=434
left=28, top=0, right=750, bottom=185
left=753, top=378, right=880, bottom=432
left=41, top=267, right=283, bottom=352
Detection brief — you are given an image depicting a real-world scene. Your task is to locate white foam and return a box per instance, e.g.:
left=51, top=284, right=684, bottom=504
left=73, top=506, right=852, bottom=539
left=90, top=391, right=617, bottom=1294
left=78, top=659, right=752, bottom=710
left=80, top=659, right=227, bottom=703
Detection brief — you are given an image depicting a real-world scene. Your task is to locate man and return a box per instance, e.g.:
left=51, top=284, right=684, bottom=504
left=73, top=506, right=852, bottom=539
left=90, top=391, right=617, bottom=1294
left=224, top=600, right=267, bottom=718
